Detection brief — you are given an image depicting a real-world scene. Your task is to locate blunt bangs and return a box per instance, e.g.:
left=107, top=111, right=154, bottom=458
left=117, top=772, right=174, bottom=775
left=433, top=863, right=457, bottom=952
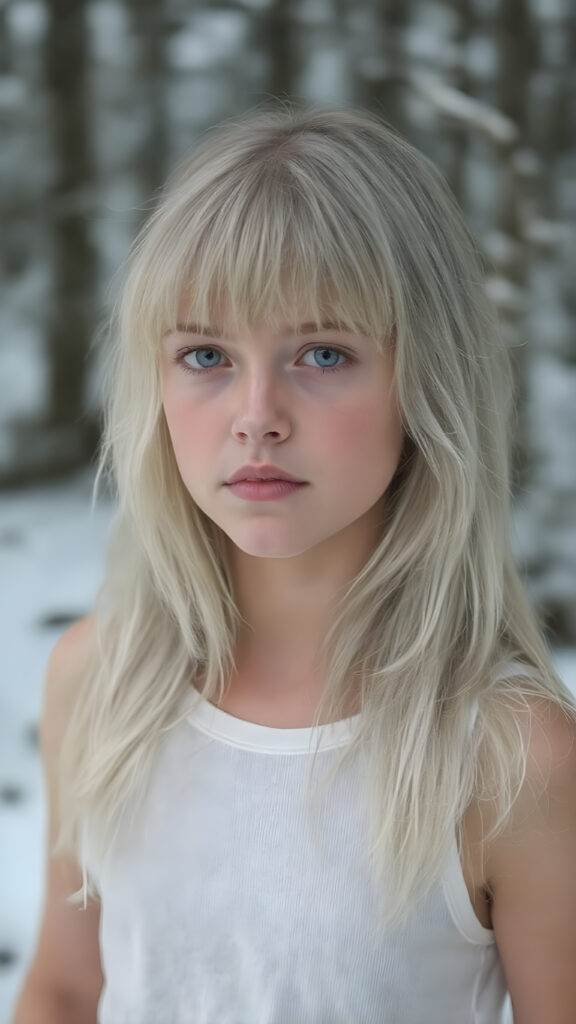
left=131, top=127, right=398, bottom=351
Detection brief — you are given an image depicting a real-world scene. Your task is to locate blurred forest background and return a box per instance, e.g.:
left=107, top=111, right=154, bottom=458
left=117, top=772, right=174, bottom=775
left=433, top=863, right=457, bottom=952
left=1, top=0, right=575, bottom=642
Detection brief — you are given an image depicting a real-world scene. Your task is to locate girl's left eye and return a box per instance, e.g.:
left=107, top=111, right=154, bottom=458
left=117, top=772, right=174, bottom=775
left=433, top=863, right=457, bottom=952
left=174, top=345, right=352, bottom=376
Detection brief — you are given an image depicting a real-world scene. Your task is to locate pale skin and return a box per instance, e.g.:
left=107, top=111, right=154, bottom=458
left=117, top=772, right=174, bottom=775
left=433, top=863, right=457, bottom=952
left=12, top=315, right=575, bottom=1022
left=160, top=311, right=404, bottom=723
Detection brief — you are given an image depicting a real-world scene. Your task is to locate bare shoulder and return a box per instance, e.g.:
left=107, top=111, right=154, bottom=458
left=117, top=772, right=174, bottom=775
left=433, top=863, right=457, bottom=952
left=508, top=688, right=575, bottom=752
left=483, top=692, right=576, bottom=866
left=523, top=693, right=576, bottom=776
left=45, top=613, right=97, bottom=684
left=488, top=693, right=576, bottom=837
left=484, top=694, right=576, bottom=1023
left=40, top=615, right=99, bottom=750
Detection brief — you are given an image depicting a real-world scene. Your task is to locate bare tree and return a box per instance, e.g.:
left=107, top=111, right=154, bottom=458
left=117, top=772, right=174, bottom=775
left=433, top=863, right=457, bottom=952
left=347, top=0, right=410, bottom=132
left=123, top=0, right=170, bottom=200
left=40, top=0, right=98, bottom=475
left=255, top=0, right=299, bottom=101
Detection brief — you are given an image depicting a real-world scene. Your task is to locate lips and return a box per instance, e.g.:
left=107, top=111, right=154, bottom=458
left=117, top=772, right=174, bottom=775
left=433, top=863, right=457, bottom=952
left=226, top=464, right=305, bottom=485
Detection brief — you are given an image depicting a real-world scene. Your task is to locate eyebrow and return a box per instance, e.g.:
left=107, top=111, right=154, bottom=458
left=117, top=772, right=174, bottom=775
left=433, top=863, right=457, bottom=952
left=174, top=321, right=350, bottom=338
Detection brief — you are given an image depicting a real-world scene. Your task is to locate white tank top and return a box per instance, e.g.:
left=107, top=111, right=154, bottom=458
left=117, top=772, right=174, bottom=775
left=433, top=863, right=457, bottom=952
left=90, top=687, right=509, bottom=1024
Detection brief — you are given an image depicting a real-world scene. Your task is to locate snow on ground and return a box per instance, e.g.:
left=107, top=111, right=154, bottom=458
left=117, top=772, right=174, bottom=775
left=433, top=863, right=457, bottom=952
left=0, top=470, right=574, bottom=1021
left=0, top=469, right=113, bottom=1021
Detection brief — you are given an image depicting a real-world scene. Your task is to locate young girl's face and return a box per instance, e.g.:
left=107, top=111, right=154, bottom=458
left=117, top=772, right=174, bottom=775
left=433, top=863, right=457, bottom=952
left=160, top=308, right=404, bottom=560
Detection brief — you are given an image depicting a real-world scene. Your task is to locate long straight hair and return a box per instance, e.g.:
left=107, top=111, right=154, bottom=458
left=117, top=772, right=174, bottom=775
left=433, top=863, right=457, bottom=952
left=56, top=103, right=576, bottom=927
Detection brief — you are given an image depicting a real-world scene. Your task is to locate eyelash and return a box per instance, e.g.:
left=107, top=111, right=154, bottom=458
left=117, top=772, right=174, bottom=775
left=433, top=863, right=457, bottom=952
left=174, top=345, right=352, bottom=376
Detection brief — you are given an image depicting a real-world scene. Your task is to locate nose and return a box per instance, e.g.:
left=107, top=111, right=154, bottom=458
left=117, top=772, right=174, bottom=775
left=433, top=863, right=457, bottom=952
left=231, top=371, right=291, bottom=444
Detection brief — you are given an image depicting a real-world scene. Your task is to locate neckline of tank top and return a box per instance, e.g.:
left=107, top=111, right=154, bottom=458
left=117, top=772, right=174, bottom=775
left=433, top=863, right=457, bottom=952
left=178, top=659, right=532, bottom=755
left=179, top=686, right=363, bottom=754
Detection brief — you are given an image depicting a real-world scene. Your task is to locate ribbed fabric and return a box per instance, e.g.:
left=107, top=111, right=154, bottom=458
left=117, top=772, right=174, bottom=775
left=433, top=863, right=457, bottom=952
left=91, top=687, right=510, bottom=1024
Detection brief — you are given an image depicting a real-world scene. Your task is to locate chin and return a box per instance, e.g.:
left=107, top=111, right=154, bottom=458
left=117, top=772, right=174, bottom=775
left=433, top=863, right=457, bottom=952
left=233, top=542, right=309, bottom=559
left=223, top=528, right=319, bottom=559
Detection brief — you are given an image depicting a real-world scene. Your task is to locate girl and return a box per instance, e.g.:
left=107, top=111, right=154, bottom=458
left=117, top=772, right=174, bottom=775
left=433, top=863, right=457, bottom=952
left=13, top=104, right=576, bottom=1024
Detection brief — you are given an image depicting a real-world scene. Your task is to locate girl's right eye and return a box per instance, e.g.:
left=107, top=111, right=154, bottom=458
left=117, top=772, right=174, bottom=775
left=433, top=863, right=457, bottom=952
left=177, top=347, right=226, bottom=373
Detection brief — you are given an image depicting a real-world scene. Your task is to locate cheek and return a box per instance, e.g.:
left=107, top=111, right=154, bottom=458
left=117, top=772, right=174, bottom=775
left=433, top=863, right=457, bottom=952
left=320, top=399, right=404, bottom=467
left=162, top=396, right=188, bottom=449
left=162, top=399, right=203, bottom=473
left=162, top=382, right=212, bottom=445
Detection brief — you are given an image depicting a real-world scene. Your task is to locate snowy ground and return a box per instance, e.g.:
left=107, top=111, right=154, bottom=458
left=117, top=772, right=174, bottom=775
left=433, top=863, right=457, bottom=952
left=0, top=469, right=113, bottom=1021
left=0, top=469, right=575, bottom=1022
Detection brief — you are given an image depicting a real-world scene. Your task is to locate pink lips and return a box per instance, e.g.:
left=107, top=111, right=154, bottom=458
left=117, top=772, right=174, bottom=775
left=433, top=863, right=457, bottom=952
left=226, top=480, right=308, bottom=501
left=225, top=463, right=305, bottom=485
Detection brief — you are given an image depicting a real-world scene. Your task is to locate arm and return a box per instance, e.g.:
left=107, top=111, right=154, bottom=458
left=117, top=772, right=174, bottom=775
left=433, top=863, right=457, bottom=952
left=11, top=983, right=100, bottom=1024
left=485, top=698, right=576, bottom=1024
left=10, top=617, right=104, bottom=1024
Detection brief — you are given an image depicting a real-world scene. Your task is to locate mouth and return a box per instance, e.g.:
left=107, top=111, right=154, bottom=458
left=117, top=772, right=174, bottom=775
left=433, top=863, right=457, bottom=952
left=229, top=477, right=301, bottom=484
left=224, top=478, right=308, bottom=500
left=225, top=466, right=306, bottom=485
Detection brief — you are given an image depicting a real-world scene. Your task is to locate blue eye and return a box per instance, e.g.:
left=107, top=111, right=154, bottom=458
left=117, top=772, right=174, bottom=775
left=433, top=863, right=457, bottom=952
left=176, top=346, right=351, bottom=375
left=183, top=348, right=223, bottom=371
left=302, top=348, right=347, bottom=372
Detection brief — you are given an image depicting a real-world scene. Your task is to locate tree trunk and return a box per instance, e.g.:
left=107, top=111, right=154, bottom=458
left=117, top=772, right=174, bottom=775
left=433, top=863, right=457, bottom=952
left=40, top=0, right=98, bottom=473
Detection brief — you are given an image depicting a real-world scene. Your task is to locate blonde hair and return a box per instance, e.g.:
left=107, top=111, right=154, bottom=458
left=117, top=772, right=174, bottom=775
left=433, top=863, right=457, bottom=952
left=56, top=102, right=576, bottom=927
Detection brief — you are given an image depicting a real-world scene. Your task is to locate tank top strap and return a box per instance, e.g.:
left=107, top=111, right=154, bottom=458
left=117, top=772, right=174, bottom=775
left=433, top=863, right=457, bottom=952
left=445, top=658, right=533, bottom=945
left=467, top=657, right=533, bottom=739
left=442, top=695, right=494, bottom=945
